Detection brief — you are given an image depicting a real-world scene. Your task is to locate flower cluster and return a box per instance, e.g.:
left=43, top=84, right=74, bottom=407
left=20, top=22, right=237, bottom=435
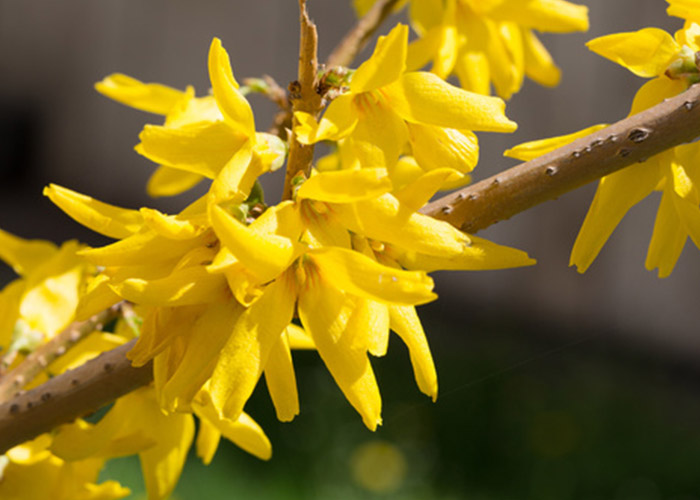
left=506, top=11, right=700, bottom=277
left=355, top=0, right=589, bottom=99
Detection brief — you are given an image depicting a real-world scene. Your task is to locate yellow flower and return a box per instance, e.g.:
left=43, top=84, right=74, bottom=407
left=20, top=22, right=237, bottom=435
left=377, top=0, right=589, bottom=99
left=667, top=0, right=700, bottom=23
left=0, top=228, right=105, bottom=370
left=0, top=435, right=129, bottom=500
left=506, top=23, right=700, bottom=276
left=96, top=39, right=285, bottom=199
left=295, top=24, right=516, bottom=190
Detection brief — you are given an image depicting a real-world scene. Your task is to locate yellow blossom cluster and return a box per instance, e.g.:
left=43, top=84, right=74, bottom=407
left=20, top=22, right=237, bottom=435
left=506, top=12, right=700, bottom=277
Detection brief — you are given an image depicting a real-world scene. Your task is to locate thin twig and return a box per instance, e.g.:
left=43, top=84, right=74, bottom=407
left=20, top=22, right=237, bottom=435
left=326, top=0, right=403, bottom=68
left=0, top=302, right=123, bottom=403
left=0, top=339, right=151, bottom=454
left=282, top=0, right=322, bottom=200
left=421, top=84, right=700, bottom=232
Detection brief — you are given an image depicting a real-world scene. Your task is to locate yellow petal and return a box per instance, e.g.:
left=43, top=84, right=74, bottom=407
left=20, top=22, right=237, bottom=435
left=0, top=279, right=23, bottom=350
left=208, top=273, right=297, bottom=419
left=208, top=38, right=256, bottom=137
left=112, top=265, right=227, bottom=307
left=393, top=168, right=457, bottom=212
left=136, top=121, right=246, bottom=179
left=0, top=228, right=57, bottom=276
left=488, top=0, right=589, bottom=32
left=49, top=332, right=126, bottom=375
left=79, top=231, right=210, bottom=267
left=128, top=305, right=205, bottom=367
left=332, top=194, right=471, bottom=257
left=297, top=168, right=392, bottom=203
left=389, top=305, right=437, bottom=400
left=95, top=73, right=185, bottom=115
left=587, top=28, right=679, bottom=78
left=348, top=99, right=408, bottom=167
left=139, top=208, right=206, bottom=240
left=504, top=124, right=608, bottom=161
left=263, top=332, right=300, bottom=422
left=629, top=76, right=687, bottom=115
left=194, top=416, right=222, bottom=466
left=73, top=274, right=121, bottom=322
left=294, top=94, right=358, bottom=144
left=407, top=123, right=479, bottom=174
left=571, top=157, right=662, bottom=273
left=308, top=247, right=436, bottom=306
left=387, top=72, right=517, bottom=132
left=487, top=21, right=524, bottom=100
left=522, top=29, right=561, bottom=87
left=353, top=299, right=390, bottom=357
left=44, top=184, right=143, bottom=239
left=286, top=323, right=316, bottom=350
left=20, top=241, right=85, bottom=337
left=194, top=393, right=272, bottom=461
left=455, top=50, right=491, bottom=96
left=645, top=183, right=686, bottom=278
left=136, top=397, right=195, bottom=500
left=160, top=300, right=244, bottom=412
left=147, top=166, right=204, bottom=198
left=298, top=276, right=382, bottom=430
left=210, top=203, right=301, bottom=282
left=208, top=143, right=259, bottom=205
left=395, top=234, right=535, bottom=271
left=351, top=24, right=408, bottom=93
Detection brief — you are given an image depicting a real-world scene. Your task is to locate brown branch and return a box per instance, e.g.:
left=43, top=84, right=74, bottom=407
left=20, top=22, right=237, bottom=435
left=0, top=339, right=152, bottom=454
left=326, top=0, right=403, bottom=68
left=421, top=83, right=700, bottom=232
left=282, top=0, right=322, bottom=200
left=0, top=302, right=123, bottom=402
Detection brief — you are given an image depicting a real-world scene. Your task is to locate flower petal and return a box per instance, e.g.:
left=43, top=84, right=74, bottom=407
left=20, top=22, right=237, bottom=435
left=504, top=123, right=608, bottom=161
left=194, top=395, right=272, bottom=462
left=351, top=24, right=408, bottom=93
left=407, top=123, right=479, bottom=174
left=210, top=203, right=302, bottom=282
left=522, top=29, right=561, bottom=87
left=263, top=332, right=300, bottom=422
left=387, top=72, right=517, bottom=132
left=0, top=228, right=57, bottom=277
left=587, top=28, right=679, bottom=78
left=308, top=247, right=436, bottom=305
left=147, top=167, right=204, bottom=198
left=95, top=73, right=185, bottom=115
left=208, top=273, right=296, bottom=419
left=645, top=183, right=686, bottom=278
left=297, top=168, right=392, bottom=203
left=389, top=305, right=437, bottom=400
left=298, top=276, right=382, bottom=430
left=294, top=94, right=358, bottom=144
left=136, top=121, right=246, bottom=179
left=44, top=184, right=143, bottom=239
left=571, top=156, right=662, bottom=273
left=208, top=38, right=256, bottom=137
left=394, top=234, right=536, bottom=271
left=488, top=0, right=589, bottom=33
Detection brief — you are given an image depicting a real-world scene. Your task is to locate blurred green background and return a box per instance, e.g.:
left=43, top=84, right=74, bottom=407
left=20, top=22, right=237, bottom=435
left=101, top=304, right=700, bottom=500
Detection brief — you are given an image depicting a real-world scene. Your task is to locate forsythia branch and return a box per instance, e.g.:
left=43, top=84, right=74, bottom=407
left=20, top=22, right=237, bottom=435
left=0, top=339, right=151, bottom=453
left=422, top=84, right=700, bottom=232
left=282, top=0, right=322, bottom=200
left=0, top=302, right=124, bottom=403
left=3, top=78, right=700, bottom=456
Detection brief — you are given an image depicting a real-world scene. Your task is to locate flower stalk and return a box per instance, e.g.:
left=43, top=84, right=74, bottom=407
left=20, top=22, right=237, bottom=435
left=282, top=0, right=323, bottom=200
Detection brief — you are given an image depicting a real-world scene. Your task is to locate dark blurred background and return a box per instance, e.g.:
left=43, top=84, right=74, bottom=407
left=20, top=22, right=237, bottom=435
left=2, top=0, right=700, bottom=498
